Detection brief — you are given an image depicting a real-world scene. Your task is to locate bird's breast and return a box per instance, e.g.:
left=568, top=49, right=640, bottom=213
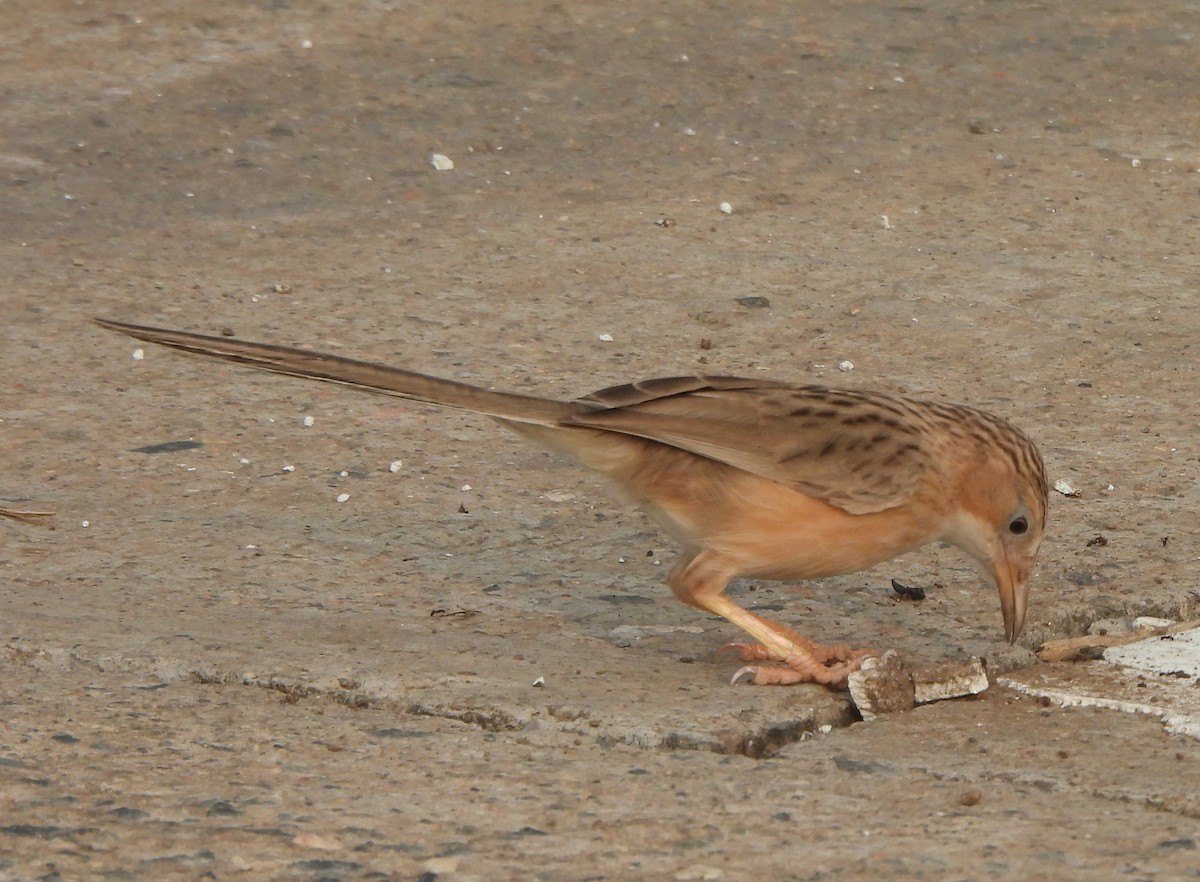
left=652, top=467, right=942, bottom=582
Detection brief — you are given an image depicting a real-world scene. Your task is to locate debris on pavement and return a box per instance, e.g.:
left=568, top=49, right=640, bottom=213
left=848, top=651, right=989, bottom=721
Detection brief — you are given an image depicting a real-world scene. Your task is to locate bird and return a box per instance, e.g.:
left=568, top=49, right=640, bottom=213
left=94, top=317, right=1048, bottom=688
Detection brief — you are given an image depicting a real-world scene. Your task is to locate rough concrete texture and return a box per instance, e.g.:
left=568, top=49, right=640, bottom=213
left=2, top=1, right=1199, bottom=879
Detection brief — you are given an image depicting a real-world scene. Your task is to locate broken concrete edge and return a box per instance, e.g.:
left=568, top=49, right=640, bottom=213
left=1102, top=626, right=1200, bottom=677
left=1021, top=592, right=1200, bottom=655
left=1038, top=618, right=1200, bottom=663
left=0, top=643, right=857, bottom=757
left=996, top=677, right=1200, bottom=740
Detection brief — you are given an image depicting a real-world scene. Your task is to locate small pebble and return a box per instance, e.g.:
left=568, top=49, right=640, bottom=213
left=388, top=459, right=403, bottom=473
left=735, top=296, right=770, bottom=309
left=430, top=153, right=454, bottom=171
left=598, top=333, right=614, bottom=342
left=718, top=201, right=733, bottom=214
left=1054, top=479, right=1081, bottom=497
left=838, top=360, right=854, bottom=372
left=132, top=348, right=144, bottom=361
left=292, top=832, right=341, bottom=850
left=302, top=415, right=315, bottom=428
left=335, top=492, right=350, bottom=503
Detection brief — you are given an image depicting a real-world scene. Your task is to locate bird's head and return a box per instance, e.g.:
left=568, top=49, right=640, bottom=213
left=942, top=419, right=1048, bottom=643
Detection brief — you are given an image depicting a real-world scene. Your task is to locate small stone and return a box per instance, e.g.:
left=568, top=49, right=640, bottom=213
left=430, top=153, right=454, bottom=171
left=1054, top=479, right=1081, bottom=497
left=293, top=832, right=343, bottom=850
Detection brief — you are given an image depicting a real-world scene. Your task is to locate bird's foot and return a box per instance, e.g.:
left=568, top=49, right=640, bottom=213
left=723, top=642, right=877, bottom=689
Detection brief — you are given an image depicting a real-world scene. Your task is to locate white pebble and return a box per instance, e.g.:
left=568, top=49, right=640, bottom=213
left=80, top=520, right=90, bottom=528
left=239, top=457, right=250, bottom=465
left=837, top=360, right=854, bottom=372
left=531, top=676, right=545, bottom=687
left=1053, top=479, right=1080, bottom=497
left=302, top=415, right=315, bottom=427
left=461, top=484, right=471, bottom=492
left=132, top=348, right=144, bottom=361
left=282, top=464, right=296, bottom=472
left=718, top=201, right=733, bottom=214
left=388, top=460, right=403, bottom=473
left=597, top=333, right=614, bottom=342
left=429, top=153, right=454, bottom=171
left=300, top=39, right=313, bottom=49
left=336, top=492, right=350, bottom=503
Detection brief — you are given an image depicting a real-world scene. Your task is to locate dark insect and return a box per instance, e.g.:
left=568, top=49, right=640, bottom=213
left=890, top=578, right=926, bottom=601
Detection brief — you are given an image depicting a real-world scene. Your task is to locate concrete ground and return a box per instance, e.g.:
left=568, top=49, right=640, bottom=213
left=2, top=1, right=1198, bottom=879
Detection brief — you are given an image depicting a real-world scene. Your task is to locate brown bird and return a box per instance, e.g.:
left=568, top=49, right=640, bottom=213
left=94, top=318, right=1048, bottom=688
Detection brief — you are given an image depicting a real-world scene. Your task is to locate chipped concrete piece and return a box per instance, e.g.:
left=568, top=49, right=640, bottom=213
left=849, top=651, right=988, bottom=721
left=848, top=652, right=915, bottom=720
left=912, top=657, right=989, bottom=704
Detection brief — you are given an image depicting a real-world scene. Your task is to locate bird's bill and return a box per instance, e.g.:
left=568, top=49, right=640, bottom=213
left=995, top=559, right=1030, bottom=643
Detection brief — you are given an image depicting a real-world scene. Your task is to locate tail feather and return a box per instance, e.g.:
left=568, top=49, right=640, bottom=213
left=93, top=318, right=578, bottom=426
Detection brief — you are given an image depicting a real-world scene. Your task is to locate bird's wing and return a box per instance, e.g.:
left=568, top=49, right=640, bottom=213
left=567, top=378, right=938, bottom=514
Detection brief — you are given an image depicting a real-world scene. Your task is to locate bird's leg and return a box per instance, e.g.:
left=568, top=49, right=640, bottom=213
left=669, top=551, right=876, bottom=688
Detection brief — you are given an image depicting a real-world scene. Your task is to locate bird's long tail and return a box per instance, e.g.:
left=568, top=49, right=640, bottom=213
left=93, top=318, right=578, bottom=426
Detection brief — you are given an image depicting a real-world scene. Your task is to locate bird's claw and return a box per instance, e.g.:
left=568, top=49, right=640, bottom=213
left=730, top=665, right=760, bottom=685
left=723, top=643, right=878, bottom=688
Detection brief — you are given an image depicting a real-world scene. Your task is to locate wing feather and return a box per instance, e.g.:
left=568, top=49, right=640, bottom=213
left=566, top=378, right=937, bottom=514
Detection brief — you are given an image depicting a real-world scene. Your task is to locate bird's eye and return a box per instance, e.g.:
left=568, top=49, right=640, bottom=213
left=1008, top=516, right=1029, bottom=535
